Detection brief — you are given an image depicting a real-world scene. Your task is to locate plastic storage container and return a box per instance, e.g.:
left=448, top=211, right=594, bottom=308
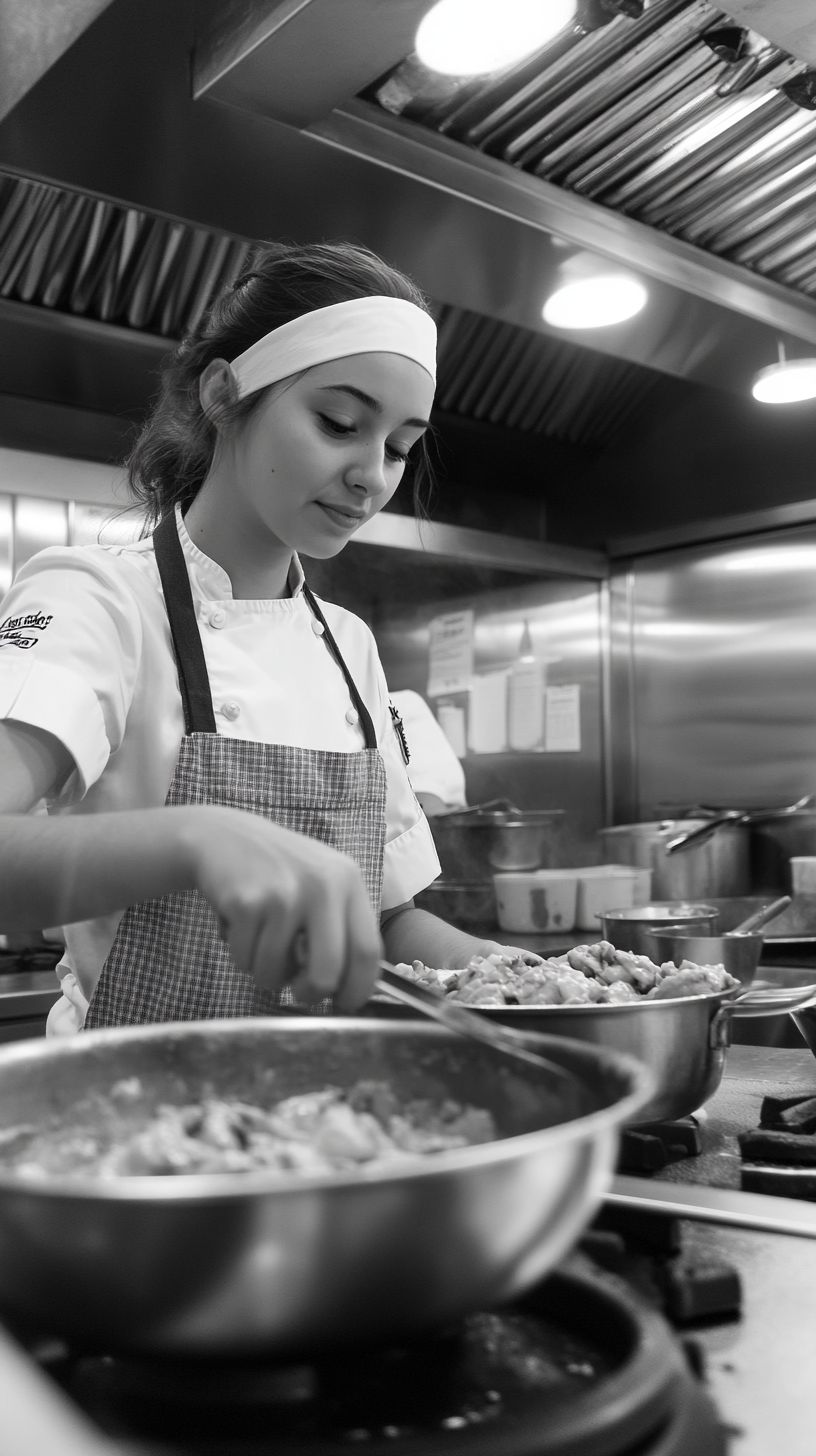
left=493, top=871, right=578, bottom=934
left=574, top=865, right=653, bottom=933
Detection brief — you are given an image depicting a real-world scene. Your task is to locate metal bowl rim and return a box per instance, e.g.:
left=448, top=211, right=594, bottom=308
left=601, top=902, right=720, bottom=921
left=468, top=985, right=740, bottom=1016
left=0, top=1017, right=653, bottom=1204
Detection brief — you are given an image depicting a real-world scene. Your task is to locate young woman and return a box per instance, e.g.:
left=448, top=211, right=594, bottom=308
left=0, top=242, right=532, bottom=1034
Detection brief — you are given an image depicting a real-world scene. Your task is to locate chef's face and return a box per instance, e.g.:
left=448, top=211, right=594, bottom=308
left=222, top=352, right=433, bottom=559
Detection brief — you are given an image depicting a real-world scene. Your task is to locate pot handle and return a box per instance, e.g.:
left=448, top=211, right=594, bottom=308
left=710, top=984, right=816, bottom=1049
left=665, top=810, right=746, bottom=855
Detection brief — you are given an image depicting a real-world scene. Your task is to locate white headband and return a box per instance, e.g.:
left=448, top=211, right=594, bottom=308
left=230, top=296, right=437, bottom=399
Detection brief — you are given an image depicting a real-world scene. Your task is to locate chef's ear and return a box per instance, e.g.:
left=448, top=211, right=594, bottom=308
left=199, top=359, right=239, bottom=428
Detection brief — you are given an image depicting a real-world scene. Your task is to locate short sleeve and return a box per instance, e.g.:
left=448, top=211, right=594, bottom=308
left=370, top=658, right=441, bottom=910
left=0, top=547, right=144, bottom=801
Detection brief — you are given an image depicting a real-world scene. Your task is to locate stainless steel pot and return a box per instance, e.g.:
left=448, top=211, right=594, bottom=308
left=0, top=1018, right=649, bottom=1358
left=430, top=807, right=564, bottom=882
left=601, top=902, right=719, bottom=956
left=598, top=820, right=750, bottom=900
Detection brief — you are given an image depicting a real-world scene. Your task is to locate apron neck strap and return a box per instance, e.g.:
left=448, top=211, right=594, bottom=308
left=153, top=511, right=216, bottom=735
left=153, top=512, right=378, bottom=752
left=302, top=584, right=377, bottom=752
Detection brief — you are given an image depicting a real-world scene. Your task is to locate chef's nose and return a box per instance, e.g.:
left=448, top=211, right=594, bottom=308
left=344, top=449, right=390, bottom=498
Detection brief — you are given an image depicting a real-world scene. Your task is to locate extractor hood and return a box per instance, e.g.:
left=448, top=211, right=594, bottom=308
left=187, top=0, right=816, bottom=395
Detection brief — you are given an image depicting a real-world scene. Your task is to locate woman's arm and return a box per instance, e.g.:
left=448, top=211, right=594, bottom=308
left=0, top=724, right=381, bottom=1010
left=381, top=903, right=533, bottom=970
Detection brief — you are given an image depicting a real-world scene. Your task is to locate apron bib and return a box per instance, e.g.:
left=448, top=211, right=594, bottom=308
left=84, top=513, right=386, bottom=1029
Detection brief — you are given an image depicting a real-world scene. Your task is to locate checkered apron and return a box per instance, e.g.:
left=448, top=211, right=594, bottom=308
left=84, top=513, right=387, bottom=1028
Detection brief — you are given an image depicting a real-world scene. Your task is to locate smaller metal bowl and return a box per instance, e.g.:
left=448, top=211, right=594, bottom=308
left=647, top=931, right=762, bottom=989
left=601, top=903, right=719, bottom=956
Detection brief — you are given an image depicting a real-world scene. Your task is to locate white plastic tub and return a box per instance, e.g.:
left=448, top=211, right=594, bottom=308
left=493, top=871, right=578, bottom=934
left=574, top=865, right=652, bottom=933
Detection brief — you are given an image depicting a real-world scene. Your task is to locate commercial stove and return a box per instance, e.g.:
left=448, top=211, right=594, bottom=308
left=4, top=1048, right=816, bottom=1456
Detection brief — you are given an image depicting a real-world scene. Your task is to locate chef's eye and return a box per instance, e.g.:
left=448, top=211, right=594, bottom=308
left=318, top=414, right=354, bottom=436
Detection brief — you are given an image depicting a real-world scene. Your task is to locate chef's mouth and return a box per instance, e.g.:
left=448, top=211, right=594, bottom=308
left=316, top=503, right=367, bottom=529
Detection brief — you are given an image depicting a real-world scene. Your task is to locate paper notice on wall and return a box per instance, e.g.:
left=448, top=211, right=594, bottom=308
left=545, top=684, right=581, bottom=752
left=437, top=703, right=467, bottom=759
left=468, top=670, right=508, bottom=755
left=427, top=610, right=474, bottom=698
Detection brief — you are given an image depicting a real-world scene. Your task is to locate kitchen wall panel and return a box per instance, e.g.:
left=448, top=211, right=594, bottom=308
left=611, top=525, right=816, bottom=818
left=377, top=577, right=606, bottom=862
left=12, top=496, right=68, bottom=574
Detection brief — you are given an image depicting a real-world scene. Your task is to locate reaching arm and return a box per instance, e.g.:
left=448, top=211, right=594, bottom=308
left=0, top=723, right=381, bottom=1011
left=381, top=902, right=536, bottom=970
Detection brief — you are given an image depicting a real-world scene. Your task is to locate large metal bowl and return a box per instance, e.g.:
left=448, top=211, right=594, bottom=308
left=0, top=1019, right=650, bottom=1358
left=369, top=987, right=816, bottom=1125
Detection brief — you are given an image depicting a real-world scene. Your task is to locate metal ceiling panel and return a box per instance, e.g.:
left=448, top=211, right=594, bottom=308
left=369, top=0, right=816, bottom=304
left=0, top=171, right=652, bottom=449
left=433, top=303, right=658, bottom=445
left=0, top=174, right=252, bottom=336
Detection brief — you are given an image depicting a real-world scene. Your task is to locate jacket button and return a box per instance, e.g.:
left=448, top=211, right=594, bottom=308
left=210, top=610, right=226, bottom=628
left=311, top=618, right=325, bottom=635
left=221, top=701, right=241, bottom=721
left=345, top=708, right=359, bottom=726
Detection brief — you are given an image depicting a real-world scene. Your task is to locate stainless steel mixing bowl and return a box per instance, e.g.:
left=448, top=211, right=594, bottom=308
left=370, top=986, right=816, bottom=1125
left=647, top=931, right=763, bottom=989
left=0, top=1018, right=650, bottom=1358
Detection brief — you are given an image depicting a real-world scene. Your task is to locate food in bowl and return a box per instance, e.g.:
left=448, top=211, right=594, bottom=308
left=395, top=942, right=739, bottom=1009
left=0, top=1079, right=496, bottom=1181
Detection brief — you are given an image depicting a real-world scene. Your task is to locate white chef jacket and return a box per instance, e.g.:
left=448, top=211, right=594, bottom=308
left=0, top=507, right=440, bottom=1029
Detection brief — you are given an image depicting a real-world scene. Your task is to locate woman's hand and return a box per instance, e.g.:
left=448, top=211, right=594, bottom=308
left=470, top=939, right=544, bottom=968
left=186, top=807, right=382, bottom=1011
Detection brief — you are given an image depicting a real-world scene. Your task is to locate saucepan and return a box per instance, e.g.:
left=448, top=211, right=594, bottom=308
left=0, top=1018, right=649, bottom=1358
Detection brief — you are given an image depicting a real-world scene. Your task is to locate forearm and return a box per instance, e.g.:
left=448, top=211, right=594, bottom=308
left=0, top=809, right=202, bottom=932
left=381, top=907, right=496, bottom=969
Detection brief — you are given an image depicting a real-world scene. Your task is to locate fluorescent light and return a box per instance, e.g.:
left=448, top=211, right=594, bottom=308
left=415, top=0, right=575, bottom=77
left=543, top=275, right=647, bottom=329
left=718, top=547, right=816, bottom=573
left=752, top=358, right=816, bottom=403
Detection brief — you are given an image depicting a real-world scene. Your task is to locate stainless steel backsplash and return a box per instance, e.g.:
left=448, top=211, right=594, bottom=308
left=610, top=525, right=816, bottom=821
left=376, top=576, right=606, bottom=864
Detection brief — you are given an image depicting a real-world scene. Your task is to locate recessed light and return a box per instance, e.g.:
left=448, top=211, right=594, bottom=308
left=543, top=275, right=647, bottom=329
left=415, top=0, right=576, bottom=77
left=752, top=359, right=816, bottom=403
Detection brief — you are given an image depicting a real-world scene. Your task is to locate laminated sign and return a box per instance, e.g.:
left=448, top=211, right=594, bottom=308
left=427, top=609, right=474, bottom=698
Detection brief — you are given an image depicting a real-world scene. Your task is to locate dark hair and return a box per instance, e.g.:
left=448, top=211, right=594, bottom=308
left=128, top=240, right=436, bottom=525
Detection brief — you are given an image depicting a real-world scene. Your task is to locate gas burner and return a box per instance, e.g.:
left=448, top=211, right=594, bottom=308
left=739, top=1091, right=816, bottom=1199
left=40, top=1264, right=725, bottom=1455
left=617, top=1118, right=702, bottom=1175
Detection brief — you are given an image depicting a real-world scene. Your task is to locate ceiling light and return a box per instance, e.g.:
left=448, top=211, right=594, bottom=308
left=415, top=0, right=576, bottom=77
left=752, top=343, right=816, bottom=403
left=543, top=274, right=647, bottom=329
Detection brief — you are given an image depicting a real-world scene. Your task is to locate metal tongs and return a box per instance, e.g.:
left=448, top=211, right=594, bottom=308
left=376, top=962, right=581, bottom=1092
left=665, top=794, right=816, bottom=855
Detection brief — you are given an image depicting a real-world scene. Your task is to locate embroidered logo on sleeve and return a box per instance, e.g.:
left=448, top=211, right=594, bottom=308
left=0, top=611, right=53, bottom=649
